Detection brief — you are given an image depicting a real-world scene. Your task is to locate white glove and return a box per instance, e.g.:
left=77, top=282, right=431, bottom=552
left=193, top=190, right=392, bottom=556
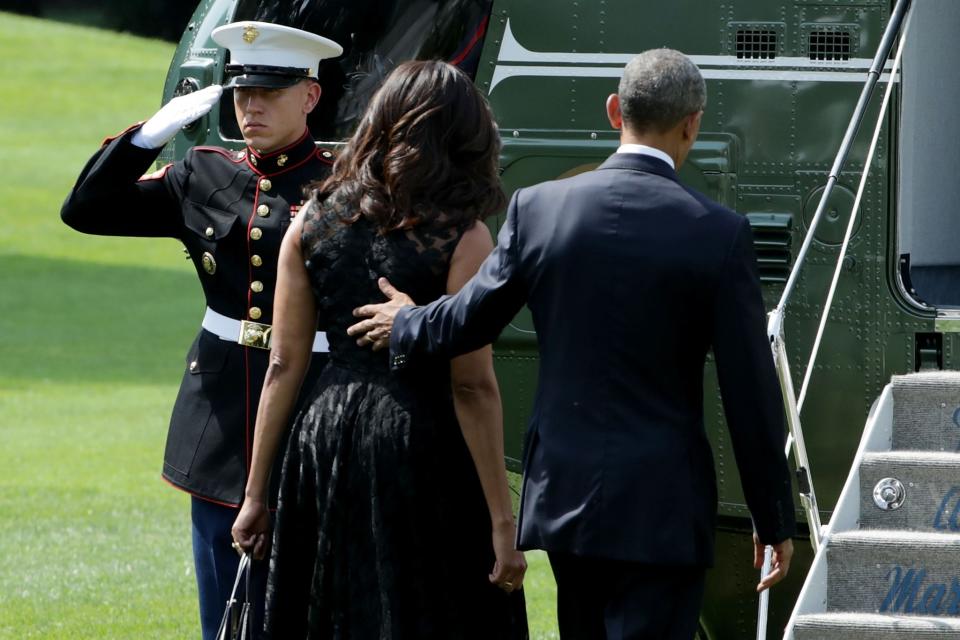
left=132, top=85, right=223, bottom=149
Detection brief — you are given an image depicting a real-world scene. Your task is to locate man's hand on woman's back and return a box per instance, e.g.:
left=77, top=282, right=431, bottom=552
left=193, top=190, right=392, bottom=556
left=348, top=277, right=415, bottom=351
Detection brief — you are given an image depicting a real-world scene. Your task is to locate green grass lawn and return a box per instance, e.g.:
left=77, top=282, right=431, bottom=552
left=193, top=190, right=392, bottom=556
left=0, top=12, right=557, bottom=639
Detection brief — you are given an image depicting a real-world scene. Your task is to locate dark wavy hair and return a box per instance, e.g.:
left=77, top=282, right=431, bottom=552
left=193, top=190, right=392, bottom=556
left=314, top=60, right=505, bottom=231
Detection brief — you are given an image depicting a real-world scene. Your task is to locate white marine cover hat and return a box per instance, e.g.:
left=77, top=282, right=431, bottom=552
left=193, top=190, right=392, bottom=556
left=212, top=21, right=343, bottom=89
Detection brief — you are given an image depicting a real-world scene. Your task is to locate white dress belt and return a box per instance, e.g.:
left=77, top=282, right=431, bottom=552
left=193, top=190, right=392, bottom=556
left=201, top=306, right=329, bottom=353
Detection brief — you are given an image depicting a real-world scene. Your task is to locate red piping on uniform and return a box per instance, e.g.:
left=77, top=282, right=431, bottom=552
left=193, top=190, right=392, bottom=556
left=244, top=186, right=261, bottom=476
left=137, top=163, right=173, bottom=182
left=244, top=345, right=252, bottom=474
left=449, top=16, right=489, bottom=66
left=101, top=121, right=145, bottom=147
left=315, top=148, right=335, bottom=166
left=245, top=128, right=312, bottom=174
left=249, top=127, right=310, bottom=159
left=161, top=475, right=241, bottom=508
left=194, top=146, right=246, bottom=163
left=266, top=149, right=323, bottom=178
left=245, top=156, right=265, bottom=176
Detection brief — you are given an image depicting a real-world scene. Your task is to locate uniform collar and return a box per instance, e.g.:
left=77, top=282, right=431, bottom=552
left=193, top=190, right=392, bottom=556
left=245, top=129, right=316, bottom=176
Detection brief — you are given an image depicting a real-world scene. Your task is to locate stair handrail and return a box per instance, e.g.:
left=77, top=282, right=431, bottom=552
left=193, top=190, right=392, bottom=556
left=796, top=13, right=913, bottom=414
left=767, top=0, right=913, bottom=326
left=764, top=0, right=911, bottom=556
left=756, top=2, right=914, bottom=638
left=765, top=0, right=912, bottom=534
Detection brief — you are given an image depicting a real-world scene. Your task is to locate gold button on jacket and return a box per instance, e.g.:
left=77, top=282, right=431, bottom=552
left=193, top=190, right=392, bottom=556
left=201, top=252, right=217, bottom=275
left=259, top=178, right=272, bottom=192
left=250, top=228, right=263, bottom=240
left=257, top=204, right=270, bottom=217
left=249, top=307, right=262, bottom=320
left=251, top=255, right=263, bottom=267
left=251, top=280, right=264, bottom=293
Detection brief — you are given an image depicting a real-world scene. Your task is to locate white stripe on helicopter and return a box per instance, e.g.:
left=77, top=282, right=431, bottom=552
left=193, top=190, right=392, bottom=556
left=491, top=19, right=897, bottom=92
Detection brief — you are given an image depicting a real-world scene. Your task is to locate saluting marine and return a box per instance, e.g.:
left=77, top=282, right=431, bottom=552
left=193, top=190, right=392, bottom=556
left=60, top=22, right=342, bottom=640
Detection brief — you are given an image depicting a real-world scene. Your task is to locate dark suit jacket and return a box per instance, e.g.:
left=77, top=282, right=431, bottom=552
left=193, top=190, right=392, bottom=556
left=391, top=152, right=796, bottom=566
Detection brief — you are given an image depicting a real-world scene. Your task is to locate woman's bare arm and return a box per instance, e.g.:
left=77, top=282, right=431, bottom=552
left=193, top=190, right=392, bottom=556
left=232, top=214, right=317, bottom=557
left=447, top=221, right=526, bottom=591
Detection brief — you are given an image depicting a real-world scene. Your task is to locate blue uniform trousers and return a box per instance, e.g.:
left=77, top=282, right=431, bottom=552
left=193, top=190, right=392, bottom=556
left=191, top=497, right=268, bottom=640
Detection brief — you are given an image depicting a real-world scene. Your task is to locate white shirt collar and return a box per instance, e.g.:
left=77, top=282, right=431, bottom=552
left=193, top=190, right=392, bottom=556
left=616, top=143, right=676, bottom=170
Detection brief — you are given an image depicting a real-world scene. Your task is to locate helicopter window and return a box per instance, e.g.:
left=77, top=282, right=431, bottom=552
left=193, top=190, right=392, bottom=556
left=735, top=29, right=778, bottom=60
left=897, top=0, right=960, bottom=308
left=221, top=0, right=494, bottom=142
left=808, top=31, right=852, bottom=61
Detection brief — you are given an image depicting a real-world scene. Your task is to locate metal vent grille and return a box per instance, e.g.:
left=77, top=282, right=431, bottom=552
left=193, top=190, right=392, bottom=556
left=747, top=213, right=793, bottom=283
left=736, top=29, right=778, bottom=59
left=808, top=31, right=852, bottom=61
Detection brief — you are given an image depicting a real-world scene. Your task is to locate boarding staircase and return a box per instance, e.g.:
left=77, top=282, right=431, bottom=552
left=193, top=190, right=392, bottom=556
left=782, top=372, right=960, bottom=638
left=749, top=0, right=945, bottom=637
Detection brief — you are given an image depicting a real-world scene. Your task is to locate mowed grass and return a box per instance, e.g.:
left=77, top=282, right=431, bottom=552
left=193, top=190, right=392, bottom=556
left=0, top=12, right=557, bottom=639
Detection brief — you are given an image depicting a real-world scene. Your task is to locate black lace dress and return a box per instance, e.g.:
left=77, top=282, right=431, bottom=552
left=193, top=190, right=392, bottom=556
left=262, top=198, right=529, bottom=639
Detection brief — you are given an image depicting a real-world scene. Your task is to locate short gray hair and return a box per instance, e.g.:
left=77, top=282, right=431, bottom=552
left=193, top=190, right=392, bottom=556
left=618, top=48, right=706, bottom=133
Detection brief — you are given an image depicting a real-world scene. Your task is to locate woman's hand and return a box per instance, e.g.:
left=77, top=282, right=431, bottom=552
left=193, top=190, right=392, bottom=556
left=232, top=499, right=271, bottom=560
left=488, top=520, right=526, bottom=593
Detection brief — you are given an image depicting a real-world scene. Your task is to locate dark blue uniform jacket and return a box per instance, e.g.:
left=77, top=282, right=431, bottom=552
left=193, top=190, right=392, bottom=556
left=61, top=125, right=332, bottom=507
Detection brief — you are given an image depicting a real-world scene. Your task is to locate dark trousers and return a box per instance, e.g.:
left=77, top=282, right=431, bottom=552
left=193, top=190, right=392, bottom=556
left=191, top=497, right=268, bottom=640
left=548, top=552, right=705, bottom=640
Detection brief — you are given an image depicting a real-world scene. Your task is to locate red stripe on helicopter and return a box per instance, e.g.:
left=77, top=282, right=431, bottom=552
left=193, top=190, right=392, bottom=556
left=449, top=16, right=489, bottom=67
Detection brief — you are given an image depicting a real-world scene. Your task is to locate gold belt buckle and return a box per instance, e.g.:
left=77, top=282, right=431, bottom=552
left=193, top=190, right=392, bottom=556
left=239, top=320, right=272, bottom=349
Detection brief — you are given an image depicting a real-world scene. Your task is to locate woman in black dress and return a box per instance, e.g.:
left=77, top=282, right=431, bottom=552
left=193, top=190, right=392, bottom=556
left=232, top=60, right=529, bottom=639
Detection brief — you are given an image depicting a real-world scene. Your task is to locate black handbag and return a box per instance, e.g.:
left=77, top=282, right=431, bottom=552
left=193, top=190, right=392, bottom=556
left=216, top=553, right=254, bottom=640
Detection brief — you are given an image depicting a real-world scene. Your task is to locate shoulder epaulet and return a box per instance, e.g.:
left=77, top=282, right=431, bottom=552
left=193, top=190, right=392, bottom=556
left=190, top=146, right=246, bottom=163
left=316, top=148, right=336, bottom=165
left=138, top=163, right=174, bottom=182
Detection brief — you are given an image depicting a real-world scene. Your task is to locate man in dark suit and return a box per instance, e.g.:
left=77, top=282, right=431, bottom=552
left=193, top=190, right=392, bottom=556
left=348, top=49, right=796, bottom=639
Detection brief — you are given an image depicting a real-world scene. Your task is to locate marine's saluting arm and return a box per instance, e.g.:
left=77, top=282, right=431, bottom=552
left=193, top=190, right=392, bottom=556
left=132, top=85, right=222, bottom=151
left=60, top=86, right=222, bottom=238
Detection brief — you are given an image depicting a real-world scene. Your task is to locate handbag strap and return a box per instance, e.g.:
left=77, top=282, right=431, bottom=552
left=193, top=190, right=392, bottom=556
left=244, top=550, right=252, bottom=602
left=217, top=553, right=253, bottom=640
left=230, top=553, right=252, bottom=604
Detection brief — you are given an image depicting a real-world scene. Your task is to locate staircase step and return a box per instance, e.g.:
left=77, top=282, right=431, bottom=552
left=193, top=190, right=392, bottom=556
left=794, top=612, right=960, bottom=639
left=860, top=452, right=960, bottom=532
left=826, top=531, right=960, bottom=616
left=892, top=372, right=960, bottom=452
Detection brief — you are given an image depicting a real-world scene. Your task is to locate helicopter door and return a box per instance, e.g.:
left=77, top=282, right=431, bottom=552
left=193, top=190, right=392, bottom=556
left=897, top=0, right=960, bottom=309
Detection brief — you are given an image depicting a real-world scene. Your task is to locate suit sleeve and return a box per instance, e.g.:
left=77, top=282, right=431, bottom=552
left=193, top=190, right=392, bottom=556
left=60, top=124, right=186, bottom=238
left=390, top=189, right=529, bottom=368
left=712, top=217, right=797, bottom=545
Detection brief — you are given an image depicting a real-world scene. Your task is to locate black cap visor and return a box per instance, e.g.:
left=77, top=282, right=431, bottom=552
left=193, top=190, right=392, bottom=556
left=224, top=64, right=312, bottom=89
